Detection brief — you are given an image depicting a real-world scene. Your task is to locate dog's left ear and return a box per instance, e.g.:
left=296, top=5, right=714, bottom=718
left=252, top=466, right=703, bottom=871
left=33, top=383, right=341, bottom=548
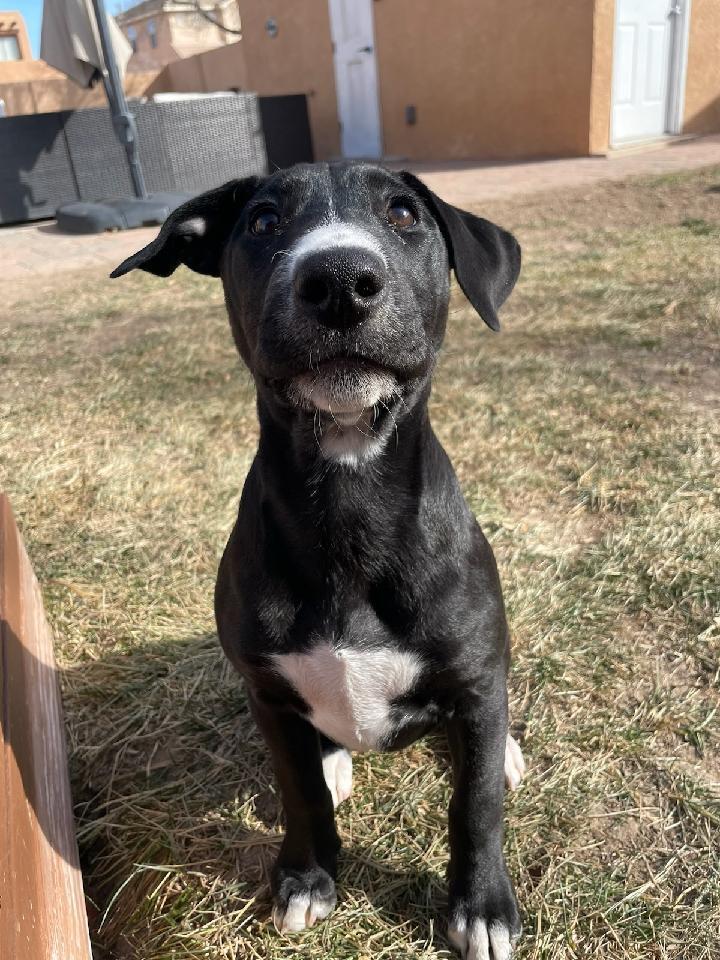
left=110, top=176, right=264, bottom=279
left=400, top=172, right=520, bottom=331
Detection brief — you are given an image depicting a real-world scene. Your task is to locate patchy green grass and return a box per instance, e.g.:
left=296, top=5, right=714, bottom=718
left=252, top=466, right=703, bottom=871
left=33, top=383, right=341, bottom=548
left=2, top=165, right=719, bottom=960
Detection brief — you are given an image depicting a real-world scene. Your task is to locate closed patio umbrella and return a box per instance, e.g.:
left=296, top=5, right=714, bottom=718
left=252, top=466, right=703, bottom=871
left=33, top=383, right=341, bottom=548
left=41, top=0, right=147, bottom=199
left=40, top=0, right=187, bottom=231
left=40, top=0, right=131, bottom=90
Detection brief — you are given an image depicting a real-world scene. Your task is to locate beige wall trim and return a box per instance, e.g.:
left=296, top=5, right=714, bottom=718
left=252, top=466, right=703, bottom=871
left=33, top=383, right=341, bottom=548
left=589, top=0, right=615, bottom=155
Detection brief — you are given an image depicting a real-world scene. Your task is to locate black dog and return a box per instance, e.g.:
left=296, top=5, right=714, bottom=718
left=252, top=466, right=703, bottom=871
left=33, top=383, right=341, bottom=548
left=113, top=161, right=525, bottom=960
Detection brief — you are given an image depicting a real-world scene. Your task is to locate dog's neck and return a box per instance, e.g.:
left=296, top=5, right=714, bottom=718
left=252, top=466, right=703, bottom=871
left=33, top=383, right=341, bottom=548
left=251, top=389, right=445, bottom=590
left=254, top=388, right=434, bottom=507
left=250, top=385, right=463, bottom=599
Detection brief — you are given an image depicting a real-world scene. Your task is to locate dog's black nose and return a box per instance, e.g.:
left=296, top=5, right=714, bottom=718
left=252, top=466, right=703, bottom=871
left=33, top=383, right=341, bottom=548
left=294, top=247, right=387, bottom=327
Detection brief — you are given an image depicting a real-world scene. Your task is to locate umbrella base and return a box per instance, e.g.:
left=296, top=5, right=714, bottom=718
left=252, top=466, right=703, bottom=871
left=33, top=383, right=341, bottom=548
left=55, top=193, right=190, bottom=234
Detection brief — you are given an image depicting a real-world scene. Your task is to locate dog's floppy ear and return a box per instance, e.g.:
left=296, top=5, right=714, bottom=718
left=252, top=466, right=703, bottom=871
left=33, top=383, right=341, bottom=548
left=110, top=176, right=264, bottom=279
left=400, top=172, right=520, bottom=331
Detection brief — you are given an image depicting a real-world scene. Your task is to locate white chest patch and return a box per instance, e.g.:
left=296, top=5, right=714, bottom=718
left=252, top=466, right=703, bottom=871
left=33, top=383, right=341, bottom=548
left=272, top=642, right=423, bottom=752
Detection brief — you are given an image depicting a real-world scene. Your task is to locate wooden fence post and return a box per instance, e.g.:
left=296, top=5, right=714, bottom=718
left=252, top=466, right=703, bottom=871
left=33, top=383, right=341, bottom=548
left=0, top=493, right=92, bottom=960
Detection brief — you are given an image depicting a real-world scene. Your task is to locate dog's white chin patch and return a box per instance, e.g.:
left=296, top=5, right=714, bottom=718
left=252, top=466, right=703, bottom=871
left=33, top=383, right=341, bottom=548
left=318, top=417, right=387, bottom=467
left=290, top=365, right=398, bottom=466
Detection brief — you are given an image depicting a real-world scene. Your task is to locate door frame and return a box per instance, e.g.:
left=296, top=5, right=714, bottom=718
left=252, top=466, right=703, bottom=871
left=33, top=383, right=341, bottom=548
left=327, top=0, right=384, bottom=159
left=610, top=0, right=693, bottom=146
left=666, top=0, right=692, bottom=134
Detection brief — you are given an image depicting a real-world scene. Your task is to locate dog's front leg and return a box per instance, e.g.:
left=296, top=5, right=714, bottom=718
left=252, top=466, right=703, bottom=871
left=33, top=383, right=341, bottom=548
left=250, top=694, right=341, bottom=933
left=446, top=685, right=521, bottom=960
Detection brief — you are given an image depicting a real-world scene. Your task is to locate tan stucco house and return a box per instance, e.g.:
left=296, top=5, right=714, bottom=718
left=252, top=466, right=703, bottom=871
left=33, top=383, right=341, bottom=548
left=0, top=10, right=158, bottom=115
left=116, top=0, right=241, bottom=72
left=233, top=0, right=720, bottom=162
left=0, top=9, right=31, bottom=62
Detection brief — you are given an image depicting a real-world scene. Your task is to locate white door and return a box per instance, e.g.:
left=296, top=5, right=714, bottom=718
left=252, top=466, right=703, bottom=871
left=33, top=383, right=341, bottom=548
left=612, top=0, right=676, bottom=144
left=328, top=0, right=382, bottom=159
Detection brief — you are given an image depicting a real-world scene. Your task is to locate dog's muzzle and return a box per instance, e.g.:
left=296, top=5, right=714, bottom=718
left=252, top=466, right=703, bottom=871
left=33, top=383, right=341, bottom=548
left=289, top=359, right=397, bottom=425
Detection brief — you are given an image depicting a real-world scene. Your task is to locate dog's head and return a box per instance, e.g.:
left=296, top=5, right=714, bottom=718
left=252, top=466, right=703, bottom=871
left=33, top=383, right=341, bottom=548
left=112, top=162, right=520, bottom=466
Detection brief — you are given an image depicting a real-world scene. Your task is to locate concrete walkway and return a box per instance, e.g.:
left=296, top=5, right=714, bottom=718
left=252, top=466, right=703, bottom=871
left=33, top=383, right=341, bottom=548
left=403, top=133, right=720, bottom=207
left=4, top=134, right=720, bottom=284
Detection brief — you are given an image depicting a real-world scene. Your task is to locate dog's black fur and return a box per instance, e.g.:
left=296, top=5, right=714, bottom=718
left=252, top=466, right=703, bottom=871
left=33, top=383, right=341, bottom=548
left=113, top=162, right=522, bottom=957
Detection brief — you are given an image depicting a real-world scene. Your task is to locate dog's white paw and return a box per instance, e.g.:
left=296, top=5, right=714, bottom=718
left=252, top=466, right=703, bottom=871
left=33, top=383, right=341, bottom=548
left=272, top=889, right=335, bottom=932
left=504, top=734, right=525, bottom=791
left=322, top=747, right=353, bottom=808
left=448, top=916, right=514, bottom=960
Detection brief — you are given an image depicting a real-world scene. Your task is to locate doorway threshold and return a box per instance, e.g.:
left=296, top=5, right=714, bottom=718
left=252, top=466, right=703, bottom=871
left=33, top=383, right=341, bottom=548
left=605, top=134, right=698, bottom=159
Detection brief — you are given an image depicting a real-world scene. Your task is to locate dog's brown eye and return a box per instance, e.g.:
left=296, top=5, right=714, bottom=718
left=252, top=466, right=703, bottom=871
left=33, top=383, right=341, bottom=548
left=387, top=203, right=416, bottom=229
left=251, top=209, right=280, bottom=235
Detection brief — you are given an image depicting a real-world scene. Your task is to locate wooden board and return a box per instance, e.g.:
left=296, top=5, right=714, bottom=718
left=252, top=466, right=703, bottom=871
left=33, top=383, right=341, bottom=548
left=0, top=493, right=92, bottom=960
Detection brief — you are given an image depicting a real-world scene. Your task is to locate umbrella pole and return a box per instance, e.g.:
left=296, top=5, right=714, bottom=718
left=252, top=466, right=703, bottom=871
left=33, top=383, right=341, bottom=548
left=90, top=0, right=148, bottom=199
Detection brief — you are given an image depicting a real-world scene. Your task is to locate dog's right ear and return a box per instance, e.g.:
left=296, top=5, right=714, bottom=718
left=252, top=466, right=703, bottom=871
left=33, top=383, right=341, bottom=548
left=110, top=176, right=264, bottom=279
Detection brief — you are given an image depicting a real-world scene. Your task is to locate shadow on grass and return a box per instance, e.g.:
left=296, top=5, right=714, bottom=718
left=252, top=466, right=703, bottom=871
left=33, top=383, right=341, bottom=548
left=50, top=630, right=463, bottom=956
left=1, top=620, right=85, bottom=869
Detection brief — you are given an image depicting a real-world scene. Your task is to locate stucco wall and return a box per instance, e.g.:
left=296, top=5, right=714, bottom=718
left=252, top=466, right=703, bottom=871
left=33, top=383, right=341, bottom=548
left=123, top=12, right=177, bottom=71
left=234, top=0, right=597, bottom=161
left=120, top=3, right=241, bottom=73
left=0, top=62, right=158, bottom=115
left=683, top=0, right=720, bottom=136
left=170, top=9, right=237, bottom=60
left=149, top=4, right=337, bottom=160
left=147, top=40, right=248, bottom=95
left=237, top=0, right=340, bottom=160
left=373, top=0, right=596, bottom=161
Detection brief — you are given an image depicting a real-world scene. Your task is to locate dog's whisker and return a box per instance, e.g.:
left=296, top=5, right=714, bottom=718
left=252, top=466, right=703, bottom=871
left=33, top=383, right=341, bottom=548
left=377, top=398, right=399, bottom=451
left=377, top=397, right=395, bottom=421
left=392, top=390, right=410, bottom=415
left=327, top=405, right=342, bottom=431
left=353, top=419, right=378, bottom=440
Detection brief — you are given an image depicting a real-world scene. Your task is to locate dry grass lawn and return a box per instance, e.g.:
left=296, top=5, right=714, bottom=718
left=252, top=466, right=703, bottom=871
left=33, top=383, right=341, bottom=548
left=2, top=166, right=719, bottom=960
